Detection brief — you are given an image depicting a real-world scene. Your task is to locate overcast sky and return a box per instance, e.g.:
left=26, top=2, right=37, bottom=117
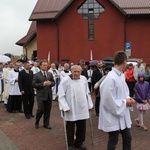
left=0, top=0, right=38, bottom=56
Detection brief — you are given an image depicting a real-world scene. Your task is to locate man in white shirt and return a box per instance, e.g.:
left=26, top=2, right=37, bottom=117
left=58, top=65, right=93, bottom=150
left=48, top=63, right=60, bottom=100
left=98, top=51, right=135, bottom=150
left=87, top=66, right=94, bottom=92
left=31, top=62, right=40, bottom=74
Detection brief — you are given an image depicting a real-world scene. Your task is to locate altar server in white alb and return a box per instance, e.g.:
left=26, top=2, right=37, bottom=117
left=59, top=63, right=71, bottom=81
left=58, top=65, right=93, bottom=150
left=2, top=62, right=14, bottom=104
left=0, top=63, right=4, bottom=102
left=31, top=62, right=40, bottom=74
left=98, top=51, right=135, bottom=150
left=48, top=63, right=60, bottom=100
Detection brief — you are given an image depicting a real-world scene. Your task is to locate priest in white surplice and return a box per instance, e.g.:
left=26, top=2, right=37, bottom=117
left=98, top=51, right=135, bottom=150
left=58, top=65, right=93, bottom=150
left=7, top=62, right=22, bottom=113
left=48, top=63, right=60, bottom=100
left=59, top=63, right=71, bottom=81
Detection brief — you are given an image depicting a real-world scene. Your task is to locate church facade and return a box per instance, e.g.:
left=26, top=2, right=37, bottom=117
left=20, top=0, right=150, bottom=63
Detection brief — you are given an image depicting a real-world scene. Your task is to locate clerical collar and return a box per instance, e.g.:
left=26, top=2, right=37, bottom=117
left=69, top=74, right=80, bottom=80
left=64, top=70, right=69, bottom=73
left=112, top=67, right=122, bottom=76
left=14, top=69, right=19, bottom=72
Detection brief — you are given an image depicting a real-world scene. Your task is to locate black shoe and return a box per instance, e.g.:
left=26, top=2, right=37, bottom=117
left=30, top=114, right=34, bottom=117
left=43, top=126, right=52, bottom=130
left=35, top=123, right=39, bottom=129
left=26, top=115, right=30, bottom=119
left=55, top=96, right=58, bottom=101
left=68, top=146, right=75, bottom=150
left=75, top=144, right=87, bottom=150
left=19, top=110, right=24, bottom=113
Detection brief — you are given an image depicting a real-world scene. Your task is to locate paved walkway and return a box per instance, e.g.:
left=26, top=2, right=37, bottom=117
left=0, top=95, right=150, bottom=150
left=0, top=130, right=19, bottom=150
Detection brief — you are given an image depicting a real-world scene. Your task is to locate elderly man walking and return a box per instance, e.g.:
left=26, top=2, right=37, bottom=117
left=58, top=65, right=93, bottom=150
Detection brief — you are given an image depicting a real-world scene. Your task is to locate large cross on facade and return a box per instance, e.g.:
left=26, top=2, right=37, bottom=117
left=78, top=0, right=105, bottom=40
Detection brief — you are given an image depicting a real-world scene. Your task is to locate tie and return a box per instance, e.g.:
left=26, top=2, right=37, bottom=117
left=100, top=69, right=104, bottom=76
left=43, top=71, right=47, bottom=80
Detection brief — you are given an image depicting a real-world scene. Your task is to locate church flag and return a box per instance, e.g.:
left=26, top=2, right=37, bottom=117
left=90, top=50, right=93, bottom=61
left=48, top=51, right=50, bottom=63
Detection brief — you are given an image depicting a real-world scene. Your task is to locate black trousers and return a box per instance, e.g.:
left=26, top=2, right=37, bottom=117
left=88, top=82, right=94, bottom=92
left=107, top=128, right=132, bottom=150
left=22, top=92, right=34, bottom=117
left=35, top=97, right=52, bottom=126
left=95, top=88, right=100, bottom=115
left=126, top=82, right=135, bottom=97
left=66, top=120, right=86, bottom=147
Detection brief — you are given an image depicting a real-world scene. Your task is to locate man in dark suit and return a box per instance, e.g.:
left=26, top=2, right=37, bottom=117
left=32, top=60, right=55, bottom=129
left=92, top=60, right=104, bottom=116
left=79, top=59, right=88, bottom=79
left=18, top=61, right=34, bottom=119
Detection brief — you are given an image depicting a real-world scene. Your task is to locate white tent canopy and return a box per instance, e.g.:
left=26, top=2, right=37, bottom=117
left=0, top=55, right=11, bottom=63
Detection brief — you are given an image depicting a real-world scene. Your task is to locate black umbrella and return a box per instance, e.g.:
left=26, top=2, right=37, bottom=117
left=61, top=58, right=70, bottom=61
left=103, top=57, right=114, bottom=62
left=89, top=60, right=98, bottom=66
left=53, top=62, right=59, bottom=67
left=103, top=57, right=114, bottom=67
left=35, top=60, right=42, bottom=63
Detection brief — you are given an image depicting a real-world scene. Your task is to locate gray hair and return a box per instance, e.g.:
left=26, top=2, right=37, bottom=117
left=71, top=65, right=82, bottom=71
left=64, top=63, right=69, bottom=67
left=51, top=63, right=55, bottom=66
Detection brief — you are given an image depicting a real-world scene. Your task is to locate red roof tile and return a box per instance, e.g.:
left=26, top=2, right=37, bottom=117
left=110, top=0, right=150, bottom=15
left=29, top=0, right=73, bottom=20
left=16, top=22, right=36, bottom=46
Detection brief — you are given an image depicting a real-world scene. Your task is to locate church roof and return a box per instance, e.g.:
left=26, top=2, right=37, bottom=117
left=16, top=22, right=36, bottom=46
left=109, top=0, right=150, bottom=15
left=29, top=0, right=73, bottom=21
left=17, top=0, right=150, bottom=47
left=29, top=0, right=150, bottom=21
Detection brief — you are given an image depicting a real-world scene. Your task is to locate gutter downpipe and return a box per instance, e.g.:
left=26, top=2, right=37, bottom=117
left=54, top=20, right=60, bottom=62
left=124, top=16, right=127, bottom=46
left=124, top=15, right=130, bottom=58
left=124, top=15, right=130, bottom=47
left=24, top=46, right=28, bottom=57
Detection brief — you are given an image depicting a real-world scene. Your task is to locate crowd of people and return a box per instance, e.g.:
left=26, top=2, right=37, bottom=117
left=0, top=51, right=150, bottom=150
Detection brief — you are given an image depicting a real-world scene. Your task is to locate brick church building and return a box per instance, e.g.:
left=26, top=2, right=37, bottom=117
left=17, top=0, right=150, bottom=63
